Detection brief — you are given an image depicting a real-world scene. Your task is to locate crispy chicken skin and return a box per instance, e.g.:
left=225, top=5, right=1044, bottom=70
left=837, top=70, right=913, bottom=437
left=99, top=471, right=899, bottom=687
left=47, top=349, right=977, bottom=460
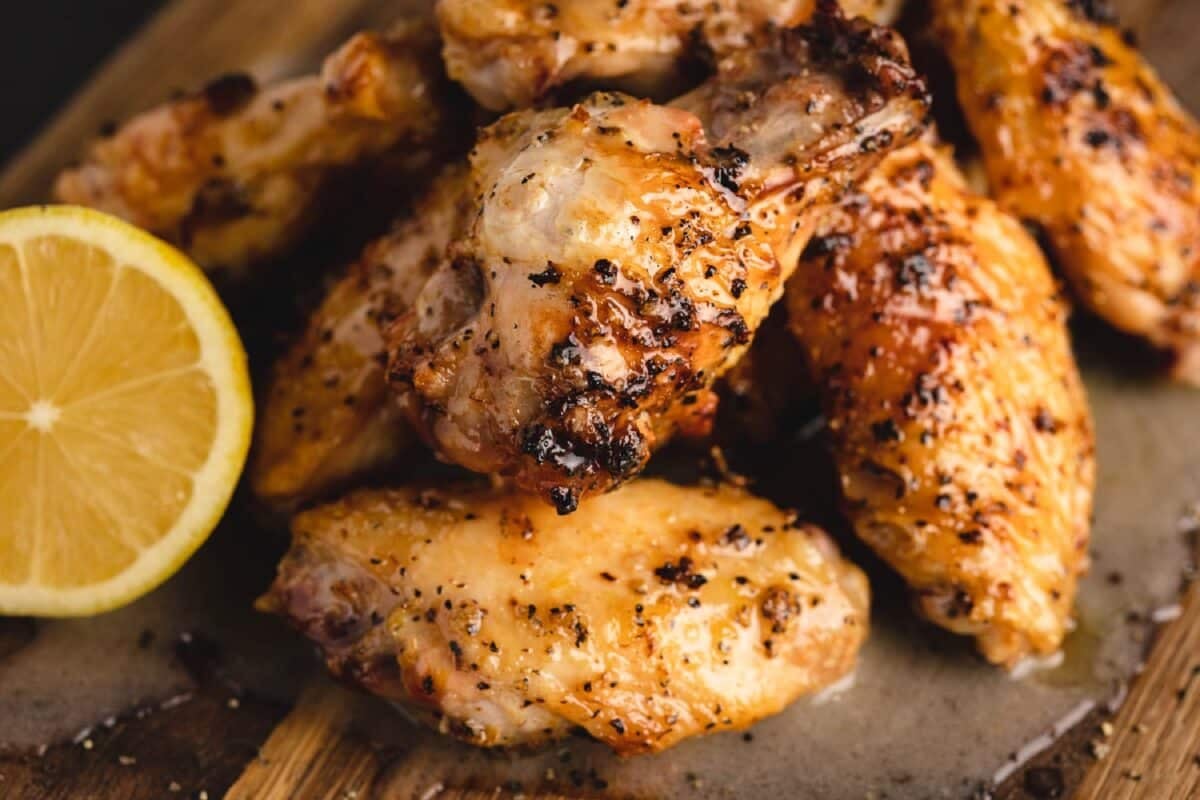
left=436, top=0, right=905, bottom=111
left=933, top=0, right=1200, bottom=382
left=252, top=166, right=472, bottom=507
left=259, top=479, right=868, bottom=754
left=55, top=22, right=452, bottom=277
left=673, top=7, right=930, bottom=286
left=785, top=141, right=1095, bottom=665
left=386, top=11, right=929, bottom=513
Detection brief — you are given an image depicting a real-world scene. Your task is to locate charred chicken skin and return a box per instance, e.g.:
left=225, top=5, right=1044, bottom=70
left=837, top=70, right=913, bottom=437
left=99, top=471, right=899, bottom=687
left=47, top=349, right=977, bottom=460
left=386, top=10, right=929, bottom=513
left=785, top=140, right=1095, bottom=666
left=55, top=22, right=453, bottom=277
left=252, top=165, right=472, bottom=507
left=436, top=0, right=906, bottom=111
left=259, top=479, right=868, bottom=754
left=934, top=0, right=1200, bottom=382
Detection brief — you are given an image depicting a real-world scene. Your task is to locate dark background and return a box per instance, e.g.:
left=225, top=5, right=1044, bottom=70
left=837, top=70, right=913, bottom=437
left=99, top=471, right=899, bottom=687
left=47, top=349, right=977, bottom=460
left=2, top=1, right=165, bottom=163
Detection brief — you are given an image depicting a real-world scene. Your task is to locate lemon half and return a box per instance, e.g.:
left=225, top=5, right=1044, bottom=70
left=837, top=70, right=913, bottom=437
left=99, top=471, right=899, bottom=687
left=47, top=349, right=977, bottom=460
left=0, top=206, right=252, bottom=616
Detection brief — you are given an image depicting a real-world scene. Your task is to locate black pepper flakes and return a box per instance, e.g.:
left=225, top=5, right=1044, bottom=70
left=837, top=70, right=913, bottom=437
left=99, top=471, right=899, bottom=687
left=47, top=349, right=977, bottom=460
left=710, top=146, right=749, bottom=192
left=593, top=259, right=617, bottom=284
left=528, top=264, right=562, bottom=287
left=871, top=419, right=904, bottom=443
left=721, top=524, right=752, bottom=550
left=654, top=557, right=709, bottom=589
left=1033, top=408, right=1060, bottom=433
left=550, top=486, right=579, bottom=515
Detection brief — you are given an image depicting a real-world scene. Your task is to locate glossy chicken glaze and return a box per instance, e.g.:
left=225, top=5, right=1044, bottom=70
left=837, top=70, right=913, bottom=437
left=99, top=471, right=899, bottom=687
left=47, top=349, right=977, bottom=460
left=252, top=166, right=471, bottom=507
left=785, top=141, right=1095, bottom=665
left=259, top=479, right=868, bottom=754
left=934, top=0, right=1200, bottom=382
left=386, top=11, right=929, bottom=513
left=674, top=9, right=931, bottom=276
left=55, top=22, right=453, bottom=277
left=436, top=0, right=905, bottom=111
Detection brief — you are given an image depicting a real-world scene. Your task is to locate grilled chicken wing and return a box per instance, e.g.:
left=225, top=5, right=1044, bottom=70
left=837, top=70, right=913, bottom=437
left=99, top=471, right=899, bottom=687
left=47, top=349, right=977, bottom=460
left=55, top=22, right=454, bottom=278
left=386, top=11, right=929, bottom=513
left=437, top=0, right=905, bottom=111
left=259, top=479, right=868, bottom=754
left=252, top=166, right=472, bottom=507
left=784, top=140, right=1095, bottom=665
left=933, top=0, right=1200, bottom=381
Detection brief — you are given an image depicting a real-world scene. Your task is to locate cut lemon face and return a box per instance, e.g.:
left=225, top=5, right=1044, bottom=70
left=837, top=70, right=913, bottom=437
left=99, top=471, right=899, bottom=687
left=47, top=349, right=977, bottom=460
left=0, top=206, right=252, bottom=616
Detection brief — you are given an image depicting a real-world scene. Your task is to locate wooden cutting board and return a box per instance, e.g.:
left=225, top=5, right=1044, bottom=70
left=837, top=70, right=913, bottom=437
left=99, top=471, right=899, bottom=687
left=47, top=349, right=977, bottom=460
left=1, top=1, right=1198, bottom=798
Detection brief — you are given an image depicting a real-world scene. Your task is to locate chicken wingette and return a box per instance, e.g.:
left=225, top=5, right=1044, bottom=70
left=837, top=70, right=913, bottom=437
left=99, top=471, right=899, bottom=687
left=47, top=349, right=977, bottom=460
left=933, top=0, right=1200, bottom=382
left=784, top=140, right=1095, bottom=666
left=437, top=0, right=906, bottom=110
left=259, top=479, right=868, bottom=754
left=55, top=22, right=454, bottom=278
left=385, top=9, right=929, bottom=513
left=252, top=165, right=471, bottom=507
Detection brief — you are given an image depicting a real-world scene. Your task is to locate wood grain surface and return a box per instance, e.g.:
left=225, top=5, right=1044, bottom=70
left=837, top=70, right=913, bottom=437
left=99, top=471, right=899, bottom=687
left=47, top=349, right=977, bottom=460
left=0, top=685, right=287, bottom=800
left=1076, top=574, right=1200, bottom=800
left=226, top=684, right=379, bottom=800
left=1, top=0, right=1199, bottom=798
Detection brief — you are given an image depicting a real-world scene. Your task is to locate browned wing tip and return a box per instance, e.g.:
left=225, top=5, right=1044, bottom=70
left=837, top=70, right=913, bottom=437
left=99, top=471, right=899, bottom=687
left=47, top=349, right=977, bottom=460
left=788, top=6, right=929, bottom=103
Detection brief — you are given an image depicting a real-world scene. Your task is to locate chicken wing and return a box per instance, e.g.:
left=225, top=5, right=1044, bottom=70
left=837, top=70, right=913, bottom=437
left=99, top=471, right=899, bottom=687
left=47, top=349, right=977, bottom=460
left=437, top=0, right=906, bottom=111
left=933, top=0, right=1200, bottom=382
left=386, top=10, right=929, bottom=513
left=784, top=140, right=1095, bottom=665
left=258, top=479, right=868, bottom=754
left=251, top=165, right=472, bottom=507
left=55, top=22, right=455, bottom=278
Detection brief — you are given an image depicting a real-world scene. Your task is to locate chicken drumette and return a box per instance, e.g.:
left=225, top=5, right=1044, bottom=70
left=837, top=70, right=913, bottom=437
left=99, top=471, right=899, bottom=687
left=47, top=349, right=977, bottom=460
left=784, top=140, right=1095, bottom=666
left=56, top=22, right=456, bottom=278
left=437, top=0, right=906, bottom=111
left=260, top=479, right=868, bottom=754
left=386, top=10, right=929, bottom=513
left=934, top=0, right=1200, bottom=382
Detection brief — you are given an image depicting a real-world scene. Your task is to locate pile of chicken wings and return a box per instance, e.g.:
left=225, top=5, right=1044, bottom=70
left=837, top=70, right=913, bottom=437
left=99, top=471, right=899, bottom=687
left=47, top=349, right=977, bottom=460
left=57, top=0, right=1200, bottom=755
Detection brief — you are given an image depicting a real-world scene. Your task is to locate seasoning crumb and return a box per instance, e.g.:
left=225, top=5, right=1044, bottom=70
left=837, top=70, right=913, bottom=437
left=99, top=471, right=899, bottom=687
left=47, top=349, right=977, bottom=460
left=1089, top=740, right=1111, bottom=760
left=82, top=739, right=94, bottom=751
left=227, top=697, right=240, bottom=710
left=1100, top=721, right=1114, bottom=737
left=118, top=755, right=136, bottom=766
left=168, top=782, right=182, bottom=793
